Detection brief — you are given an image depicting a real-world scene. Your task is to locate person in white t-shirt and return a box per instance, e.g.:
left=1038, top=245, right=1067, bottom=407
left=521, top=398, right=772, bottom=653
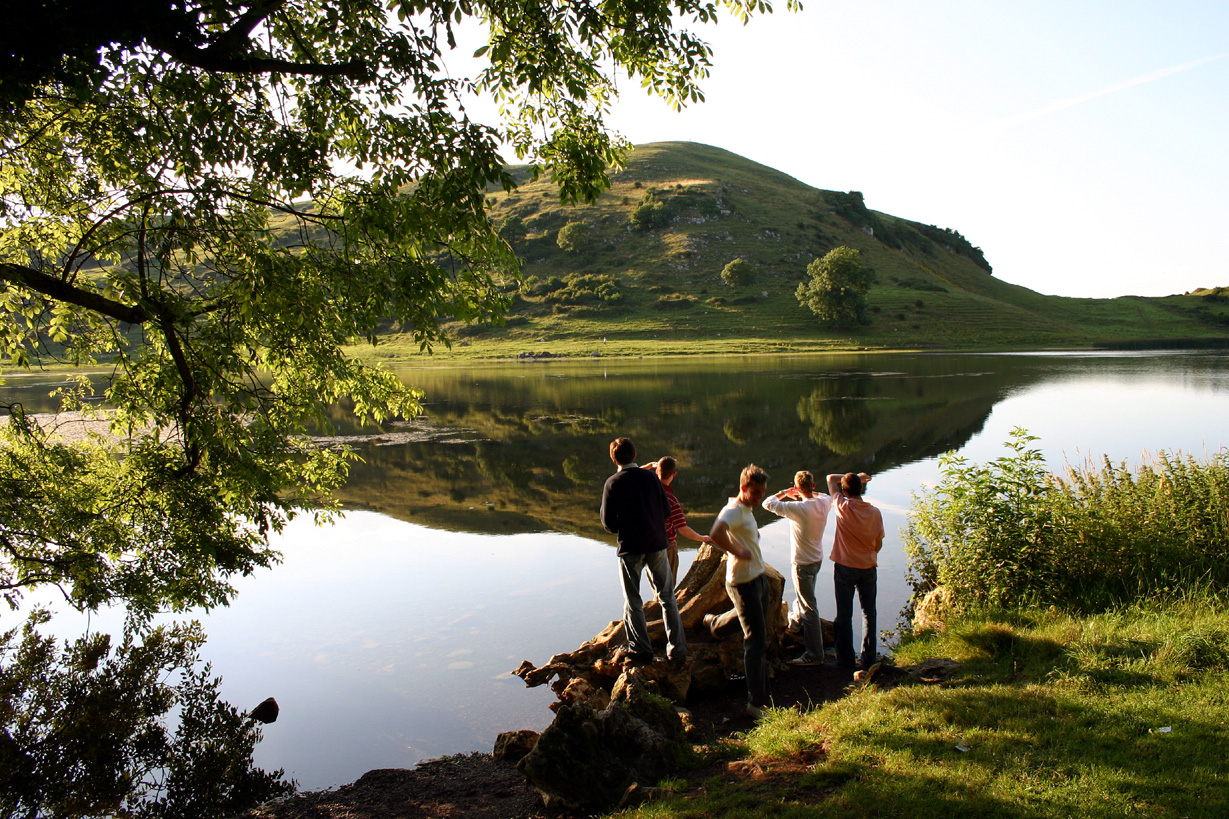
left=762, top=470, right=831, bottom=666
left=704, top=464, right=771, bottom=718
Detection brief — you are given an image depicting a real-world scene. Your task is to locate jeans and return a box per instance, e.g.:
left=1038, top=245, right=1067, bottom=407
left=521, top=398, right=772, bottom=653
left=833, top=562, right=877, bottom=668
left=619, top=549, right=685, bottom=661
left=711, top=573, right=771, bottom=708
left=790, top=560, right=824, bottom=661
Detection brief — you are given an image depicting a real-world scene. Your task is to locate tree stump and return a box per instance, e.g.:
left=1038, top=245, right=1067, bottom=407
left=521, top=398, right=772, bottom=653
left=514, top=544, right=791, bottom=707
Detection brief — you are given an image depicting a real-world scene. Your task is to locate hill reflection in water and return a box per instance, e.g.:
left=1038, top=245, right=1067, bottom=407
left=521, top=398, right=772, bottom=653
left=336, top=353, right=1045, bottom=539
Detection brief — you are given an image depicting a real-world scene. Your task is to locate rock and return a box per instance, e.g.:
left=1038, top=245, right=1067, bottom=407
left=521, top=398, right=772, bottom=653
left=248, top=697, right=279, bottom=724
left=517, top=678, right=686, bottom=810
left=493, top=729, right=540, bottom=762
left=908, top=657, right=961, bottom=682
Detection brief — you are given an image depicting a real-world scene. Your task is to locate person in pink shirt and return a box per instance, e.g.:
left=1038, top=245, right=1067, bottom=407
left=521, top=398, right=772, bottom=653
left=825, top=471, right=884, bottom=674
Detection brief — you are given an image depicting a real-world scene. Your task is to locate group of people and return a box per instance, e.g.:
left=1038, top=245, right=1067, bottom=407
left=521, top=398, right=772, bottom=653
left=599, top=437, right=884, bottom=718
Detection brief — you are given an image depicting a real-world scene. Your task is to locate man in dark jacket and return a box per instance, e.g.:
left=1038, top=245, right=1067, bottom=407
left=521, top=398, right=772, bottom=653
left=600, top=437, right=686, bottom=665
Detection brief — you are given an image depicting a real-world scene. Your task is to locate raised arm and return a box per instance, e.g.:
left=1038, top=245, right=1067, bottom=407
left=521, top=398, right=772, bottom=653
left=826, top=473, right=843, bottom=497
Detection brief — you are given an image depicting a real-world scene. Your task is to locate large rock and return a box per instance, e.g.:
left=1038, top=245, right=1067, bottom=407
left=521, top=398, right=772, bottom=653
left=517, top=676, right=685, bottom=810
left=493, top=729, right=539, bottom=762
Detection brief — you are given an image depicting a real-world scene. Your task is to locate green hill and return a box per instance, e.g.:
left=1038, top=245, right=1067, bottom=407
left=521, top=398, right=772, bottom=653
left=383, top=141, right=1229, bottom=356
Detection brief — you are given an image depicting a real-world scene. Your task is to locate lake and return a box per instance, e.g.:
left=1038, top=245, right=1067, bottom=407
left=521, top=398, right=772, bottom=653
left=9, top=349, right=1229, bottom=789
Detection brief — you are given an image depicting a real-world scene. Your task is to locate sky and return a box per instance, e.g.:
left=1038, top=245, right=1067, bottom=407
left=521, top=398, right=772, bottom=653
left=513, top=1, right=1229, bottom=299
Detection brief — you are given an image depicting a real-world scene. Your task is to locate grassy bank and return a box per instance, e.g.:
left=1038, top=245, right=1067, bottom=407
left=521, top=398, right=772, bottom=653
left=627, top=596, right=1228, bottom=819
left=615, top=437, right=1229, bottom=818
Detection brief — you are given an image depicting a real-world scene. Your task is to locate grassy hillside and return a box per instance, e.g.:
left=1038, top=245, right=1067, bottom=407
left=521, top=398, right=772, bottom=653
left=362, top=142, right=1228, bottom=359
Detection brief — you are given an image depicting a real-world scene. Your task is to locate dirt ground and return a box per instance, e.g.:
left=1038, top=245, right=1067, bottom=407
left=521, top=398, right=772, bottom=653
left=244, top=661, right=862, bottom=819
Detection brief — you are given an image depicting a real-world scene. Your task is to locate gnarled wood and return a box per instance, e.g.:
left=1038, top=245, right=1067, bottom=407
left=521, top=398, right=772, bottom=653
left=514, top=545, right=794, bottom=707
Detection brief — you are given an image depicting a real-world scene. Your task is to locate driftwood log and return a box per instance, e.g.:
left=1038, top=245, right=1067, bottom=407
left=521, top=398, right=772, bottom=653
left=514, top=544, right=825, bottom=708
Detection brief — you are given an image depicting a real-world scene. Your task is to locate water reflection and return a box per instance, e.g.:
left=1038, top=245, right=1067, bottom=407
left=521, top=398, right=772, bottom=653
left=337, top=354, right=1051, bottom=539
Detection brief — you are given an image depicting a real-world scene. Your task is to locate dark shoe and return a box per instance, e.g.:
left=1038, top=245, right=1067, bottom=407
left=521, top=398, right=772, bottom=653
left=745, top=703, right=764, bottom=720
left=668, top=653, right=687, bottom=671
left=614, top=646, right=654, bottom=664
left=787, top=655, right=823, bottom=667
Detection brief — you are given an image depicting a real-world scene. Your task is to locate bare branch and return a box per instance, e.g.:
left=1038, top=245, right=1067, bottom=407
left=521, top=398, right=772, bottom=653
left=0, top=262, right=149, bottom=325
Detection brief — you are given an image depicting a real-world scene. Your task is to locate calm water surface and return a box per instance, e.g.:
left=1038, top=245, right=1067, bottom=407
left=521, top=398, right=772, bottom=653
left=12, top=350, right=1229, bottom=788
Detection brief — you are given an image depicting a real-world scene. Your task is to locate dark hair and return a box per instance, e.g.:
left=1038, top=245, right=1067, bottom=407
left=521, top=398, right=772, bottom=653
left=740, top=463, right=768, bottom=487
left=657, top=455, right=677, bottom=480
left=841, top=472, right=863, bottom=497
left=610, top=437, right=636, bottom=465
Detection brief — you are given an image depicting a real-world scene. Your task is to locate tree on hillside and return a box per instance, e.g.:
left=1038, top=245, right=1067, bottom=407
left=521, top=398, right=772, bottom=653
left=0, top=0, right=794, bottom=620
left=721, top=257, right=755, bottom=287
left=796, top=246, right=876, bottom=328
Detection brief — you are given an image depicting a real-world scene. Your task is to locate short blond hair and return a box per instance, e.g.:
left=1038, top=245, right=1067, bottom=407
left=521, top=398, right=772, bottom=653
left=794, top=471, right=815, bottom=492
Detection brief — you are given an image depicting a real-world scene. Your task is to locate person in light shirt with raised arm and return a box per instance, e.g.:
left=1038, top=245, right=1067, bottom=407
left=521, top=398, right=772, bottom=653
left=762, top=470, right=831, bottom=666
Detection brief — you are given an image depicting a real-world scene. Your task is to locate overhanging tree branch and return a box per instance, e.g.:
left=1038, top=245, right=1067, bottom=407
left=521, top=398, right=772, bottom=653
left=0, top=263, right=149, bottom=325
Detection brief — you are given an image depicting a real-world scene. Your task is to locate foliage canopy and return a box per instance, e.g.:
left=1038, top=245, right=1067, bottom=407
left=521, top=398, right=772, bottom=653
left=796, top=245, right=875, bottom=328
left=0, top=0, right=794, bottom=619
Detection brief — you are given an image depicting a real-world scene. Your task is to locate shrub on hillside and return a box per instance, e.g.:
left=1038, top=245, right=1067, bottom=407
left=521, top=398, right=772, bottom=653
left=629, top=190, right=672, bottom=230
left=556, top=221, right=591, bottom=253
left=720, top=258, right=755, bottom=288
left=654, top=295, right=696, bottom=310
left=543, top=273, right=623, bottom=306
left=906, top=428, right=1229, bottom=614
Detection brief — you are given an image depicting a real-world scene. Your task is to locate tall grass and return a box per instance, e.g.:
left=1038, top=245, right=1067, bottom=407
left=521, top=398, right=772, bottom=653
left=906, top=428, right=1229, bottom=613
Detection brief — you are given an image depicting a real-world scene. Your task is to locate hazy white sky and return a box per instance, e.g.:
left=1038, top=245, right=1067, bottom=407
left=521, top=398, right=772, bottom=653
left=593, top=1, right=1229, bottom=299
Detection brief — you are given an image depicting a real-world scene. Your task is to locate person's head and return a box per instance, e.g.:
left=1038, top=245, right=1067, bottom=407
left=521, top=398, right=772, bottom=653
left=739, top=464, right=769, bottom=506
left=841, top=472, right=863, bottom=497
left=794, top=470, right=816, bottom=495
left=656, top=455, right=677, bottom=483
left=610, top=437, right=636, bottom=466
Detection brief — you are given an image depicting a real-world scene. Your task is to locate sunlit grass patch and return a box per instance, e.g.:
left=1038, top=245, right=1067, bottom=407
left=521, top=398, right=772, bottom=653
left=620, top=600, right=1229, bottom=819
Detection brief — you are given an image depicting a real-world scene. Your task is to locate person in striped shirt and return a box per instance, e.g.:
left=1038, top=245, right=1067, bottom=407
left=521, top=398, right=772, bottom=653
left=643, top=456, right=712, bottom=586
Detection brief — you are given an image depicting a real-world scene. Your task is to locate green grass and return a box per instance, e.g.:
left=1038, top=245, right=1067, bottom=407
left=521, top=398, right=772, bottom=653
left=619, top=596, right=1229, bottom=819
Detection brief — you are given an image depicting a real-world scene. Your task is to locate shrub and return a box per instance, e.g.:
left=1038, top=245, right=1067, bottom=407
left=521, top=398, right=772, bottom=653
left=543, top=273, right=623, bottom=306
left=654, top=295, right=695, bottom=310
left=906, top=429, right=1229, bottom=614
left=720, top=257, right=755, bottom=288
left=904, top=428, right=1057, bottom=611
left=556, top=221, right=590, bottom=253
left=629, top=190, right=671, bottom=230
